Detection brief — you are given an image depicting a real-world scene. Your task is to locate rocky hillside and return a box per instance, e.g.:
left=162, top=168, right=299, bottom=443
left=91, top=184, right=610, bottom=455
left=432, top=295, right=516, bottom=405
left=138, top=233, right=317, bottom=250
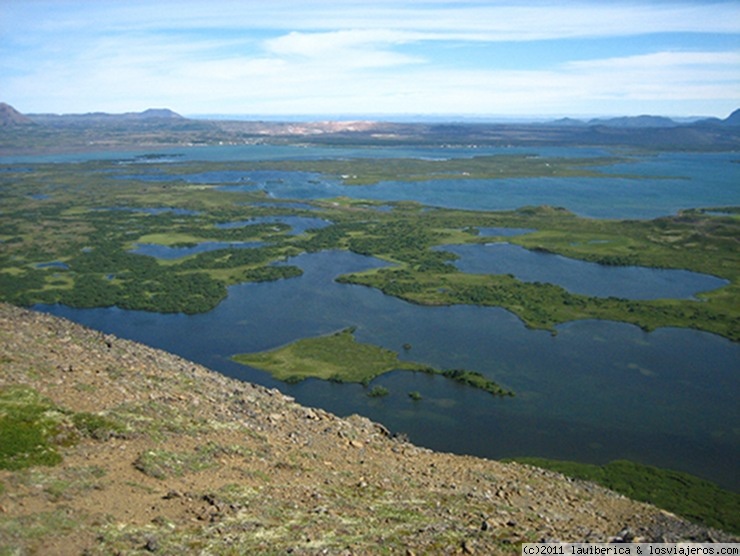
left=0, top=303, right=734, bottom=555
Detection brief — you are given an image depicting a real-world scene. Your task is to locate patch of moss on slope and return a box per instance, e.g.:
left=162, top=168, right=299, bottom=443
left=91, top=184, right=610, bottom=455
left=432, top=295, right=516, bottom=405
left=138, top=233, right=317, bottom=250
left=511, top=458, right=740, bottom=535
left=0, top=386, right=123, bottom=470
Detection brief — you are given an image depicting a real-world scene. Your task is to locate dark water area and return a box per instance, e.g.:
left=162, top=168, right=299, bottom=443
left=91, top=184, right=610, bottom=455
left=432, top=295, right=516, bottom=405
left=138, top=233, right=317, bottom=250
left=36, top=261, right=70, bottom=270
left=130, top=241, right=265, bottom=260
left=11, top=143, right=740, bottom=490
left=477, top=227, right=535, bottom=237
left=36, top=250, right=740, bottom=491
left=98, top=206, right=201, bottom=216
left=215, top=215, right=330, bottom=235
left=441, top=243, right=728, bottom=300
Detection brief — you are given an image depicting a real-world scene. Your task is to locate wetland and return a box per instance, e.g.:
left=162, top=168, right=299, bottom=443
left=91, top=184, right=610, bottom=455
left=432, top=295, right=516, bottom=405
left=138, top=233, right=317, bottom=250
left=1, top=143, right=738, bottom=490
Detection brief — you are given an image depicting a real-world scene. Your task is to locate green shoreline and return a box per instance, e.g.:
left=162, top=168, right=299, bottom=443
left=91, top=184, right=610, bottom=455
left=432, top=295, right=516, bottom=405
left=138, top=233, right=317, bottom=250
left=0, top=157, right=737, bottom=341
left=232, top=327, right=513, bottom=397
left=509, top=458, right=740, bottom=535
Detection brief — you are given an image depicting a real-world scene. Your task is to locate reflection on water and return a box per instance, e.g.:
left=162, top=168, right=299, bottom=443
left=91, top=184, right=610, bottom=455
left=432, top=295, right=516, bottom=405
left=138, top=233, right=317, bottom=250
left=36, top=250, right=740, bottom=490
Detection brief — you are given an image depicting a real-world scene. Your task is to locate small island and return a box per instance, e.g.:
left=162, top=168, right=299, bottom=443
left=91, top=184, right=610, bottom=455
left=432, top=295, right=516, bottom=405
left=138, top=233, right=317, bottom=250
left=232, top=327, right=513, bottom=397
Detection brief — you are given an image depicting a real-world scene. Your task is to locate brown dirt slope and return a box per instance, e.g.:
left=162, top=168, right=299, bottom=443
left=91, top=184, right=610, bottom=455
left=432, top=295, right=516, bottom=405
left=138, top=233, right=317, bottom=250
left=0, top=303, right=734, bottom=555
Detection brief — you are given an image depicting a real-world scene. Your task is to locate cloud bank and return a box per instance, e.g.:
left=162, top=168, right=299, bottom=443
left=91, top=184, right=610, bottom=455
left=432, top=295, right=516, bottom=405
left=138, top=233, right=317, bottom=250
left=1, top=0, right=738, bottom=116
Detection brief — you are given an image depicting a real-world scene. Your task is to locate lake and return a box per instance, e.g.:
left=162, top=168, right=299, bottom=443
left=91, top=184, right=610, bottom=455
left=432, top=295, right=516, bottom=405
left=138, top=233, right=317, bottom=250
left=38, top=249, right=740, bottom=491
left=7, top=144, right=738, bottom=219
left=440, top=242, right=728, bottom=300
left=14, top=144, right=739, bottom=490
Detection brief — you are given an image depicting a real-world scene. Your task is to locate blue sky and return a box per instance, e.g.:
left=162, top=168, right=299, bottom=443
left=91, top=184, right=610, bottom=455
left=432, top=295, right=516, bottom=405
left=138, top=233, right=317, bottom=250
left=1, top=0, right=739, bottom=118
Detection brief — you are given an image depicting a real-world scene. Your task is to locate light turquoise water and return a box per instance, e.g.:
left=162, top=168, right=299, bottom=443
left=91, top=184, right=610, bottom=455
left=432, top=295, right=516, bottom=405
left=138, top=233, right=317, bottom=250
left=6, top=145, right=739, bottom=218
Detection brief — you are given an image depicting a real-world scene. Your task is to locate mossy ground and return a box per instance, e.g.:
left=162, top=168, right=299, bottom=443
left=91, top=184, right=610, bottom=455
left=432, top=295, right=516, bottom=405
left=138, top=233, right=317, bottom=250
left=511, top=458, right=740, bottom=535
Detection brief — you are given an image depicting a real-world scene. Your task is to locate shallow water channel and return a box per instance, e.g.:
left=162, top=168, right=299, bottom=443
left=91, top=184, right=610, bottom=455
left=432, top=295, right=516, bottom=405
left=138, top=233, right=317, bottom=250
left=441, top=242, right=728, bottom=300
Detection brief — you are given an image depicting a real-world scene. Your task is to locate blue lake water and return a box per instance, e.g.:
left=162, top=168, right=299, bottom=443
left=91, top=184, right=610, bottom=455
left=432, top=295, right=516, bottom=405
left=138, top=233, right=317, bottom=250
left=9, top=143, right=740, bottom=489
left=130, top=241, right=265, bottom=260
left=216, top=215, right=330, bottom=235
left=7, top=143, right=737, bottom=219
left=478, top=227, right=535, bottom=237
left=98, top=206, right=201, bottom=216
left=36, top=261, right=70, bottom=270
left=36, top=250, right=740, bottom=490
left=441, top=243, right=728, bottom=300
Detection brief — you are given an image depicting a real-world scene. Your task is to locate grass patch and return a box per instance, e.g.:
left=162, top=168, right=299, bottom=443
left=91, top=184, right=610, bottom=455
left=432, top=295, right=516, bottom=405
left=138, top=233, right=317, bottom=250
left=133, top=449, right=216, bottom=479
left=232, top=327, right=512, bottom=396
left=0, top=386, right=124, bottom=470
left=0, top=386, right=65, bottom=470
left=233, top=327, right=422, bottom=385
left=0, top=509, right=81, bottom=553
left=132, top=443, right=245, bottom=479
left=511, top=458, right=740, bottom=534
left=0, top=157, right=736, bottom=340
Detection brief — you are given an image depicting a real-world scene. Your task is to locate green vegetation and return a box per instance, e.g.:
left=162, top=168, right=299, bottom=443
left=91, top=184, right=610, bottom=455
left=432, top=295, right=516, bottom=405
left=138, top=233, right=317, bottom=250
left=133, top=447, right=218, bottom=479
left=335, top=205, right=740, bottom=341
left=232, top=327, right=512, bottom=396
left=152, top=153, right=633, bottom=186
left=0, top=386, right=122, bottom=470
left=367, top=385, right=390, bottom=398
left=0, top=157, right=737, bottom=340
left=0, top=386, right=65, bottom=469
left=511, top=458, right=740, bottom=534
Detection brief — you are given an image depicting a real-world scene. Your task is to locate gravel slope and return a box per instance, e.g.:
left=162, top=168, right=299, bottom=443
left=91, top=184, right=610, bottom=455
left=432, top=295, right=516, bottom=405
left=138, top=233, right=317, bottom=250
left=0, top=303, right=734, bottom=555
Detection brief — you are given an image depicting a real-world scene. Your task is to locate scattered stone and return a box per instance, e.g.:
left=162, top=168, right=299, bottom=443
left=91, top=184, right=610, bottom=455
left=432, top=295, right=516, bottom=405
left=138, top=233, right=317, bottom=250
left=0, top=303, right=736, bottom=555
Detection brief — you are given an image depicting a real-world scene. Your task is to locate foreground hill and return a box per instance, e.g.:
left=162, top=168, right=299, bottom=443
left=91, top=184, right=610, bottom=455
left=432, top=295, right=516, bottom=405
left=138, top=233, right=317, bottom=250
left=0, top=304, right=735, bottom=555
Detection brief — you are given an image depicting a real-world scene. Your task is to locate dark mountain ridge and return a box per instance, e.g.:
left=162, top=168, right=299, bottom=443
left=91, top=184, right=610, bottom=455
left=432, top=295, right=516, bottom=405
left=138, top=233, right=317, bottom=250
left=0, top=102, right=33, bottom=126
left=1, top=102, right=739, bottom=153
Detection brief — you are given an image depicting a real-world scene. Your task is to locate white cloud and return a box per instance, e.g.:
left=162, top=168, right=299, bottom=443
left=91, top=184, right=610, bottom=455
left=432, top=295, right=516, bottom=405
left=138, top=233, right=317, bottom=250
left=567, top=50, right=740, bottom=71
left=2, top=1, right=739, bottom=115
left=263, top=30, right=424, bottom=69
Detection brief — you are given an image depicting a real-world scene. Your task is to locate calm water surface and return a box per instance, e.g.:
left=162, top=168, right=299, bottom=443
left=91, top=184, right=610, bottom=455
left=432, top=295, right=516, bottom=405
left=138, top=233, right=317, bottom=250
left=130, top=241, right=265, bottom=259
left=6, top=144, right=737, bottom=219
left=13, top=144, right=740, bottom=489
left=37, top=251, right=740, bottom=490
left=441, top=243, right=728, bottom=300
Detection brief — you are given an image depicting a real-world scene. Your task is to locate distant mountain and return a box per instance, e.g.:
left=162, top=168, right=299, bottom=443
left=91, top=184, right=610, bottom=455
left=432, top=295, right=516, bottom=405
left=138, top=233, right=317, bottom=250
left=722, top=108, right=740, bottom=126
left=126, top=108, right=184, bottom=120
left=27, top=108, right=185, bottom=124
left=546, top=111, right=740, bottom=129
left=547, top=115, right=680, bottom=128
left=548, top=117, right=587, bottom=127
left=588, top=115, right=678, bottom=128
left=0, top=102, right=33, bottom=126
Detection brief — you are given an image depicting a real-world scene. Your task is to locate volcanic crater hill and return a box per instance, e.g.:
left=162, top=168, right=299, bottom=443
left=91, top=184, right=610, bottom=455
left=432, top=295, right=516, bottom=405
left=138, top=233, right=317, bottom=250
left=0, top=303, right=735, bottom=555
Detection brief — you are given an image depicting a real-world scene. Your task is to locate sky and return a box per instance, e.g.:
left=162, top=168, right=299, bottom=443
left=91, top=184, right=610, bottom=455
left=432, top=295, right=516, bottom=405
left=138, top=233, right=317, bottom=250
left=1, top=0, right=739, bottom=119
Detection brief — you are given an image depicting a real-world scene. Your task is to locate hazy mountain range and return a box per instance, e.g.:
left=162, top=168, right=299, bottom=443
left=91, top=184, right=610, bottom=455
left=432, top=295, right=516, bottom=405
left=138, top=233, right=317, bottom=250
left=1, top=102, right=739, bottom=153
